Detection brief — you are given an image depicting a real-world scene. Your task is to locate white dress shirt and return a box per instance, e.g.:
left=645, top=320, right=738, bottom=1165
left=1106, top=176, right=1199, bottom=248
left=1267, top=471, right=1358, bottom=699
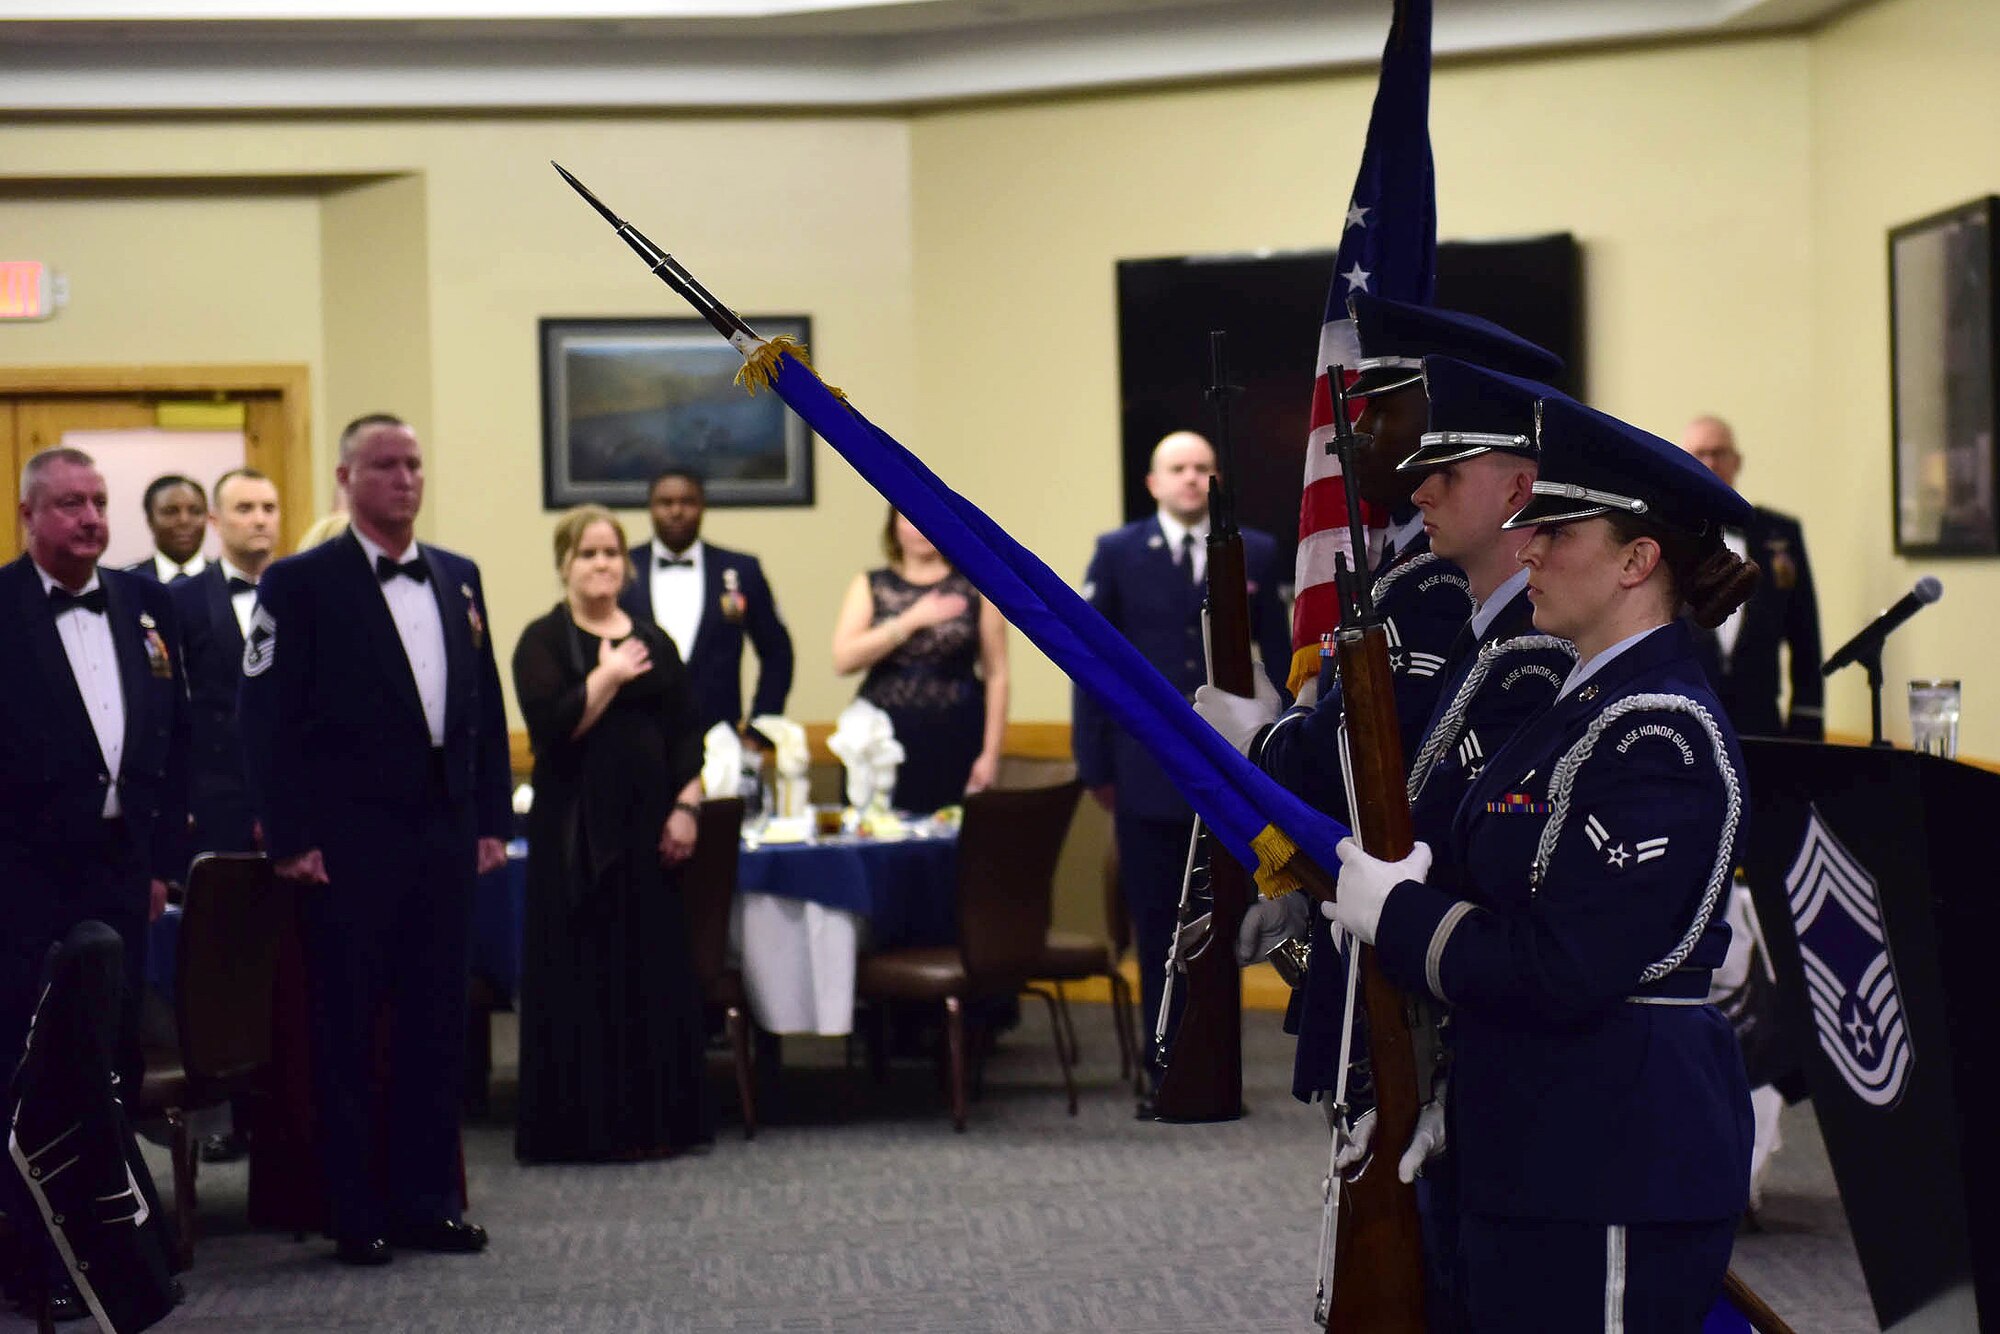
left=1155, top=512, right=1210, bottom=585
left=150, top=551, right=208, bottom=583
left=354, top=530, right=449, bottom=747
left=219, top=558, right=258, bottom=639
left=38, top=562, right=124, bottom=817
left=1559, top=624, right=1667, bottom=701
left=1713, top=528, right=1750, bottom=668
left=649, top=538, right=706, bottom=663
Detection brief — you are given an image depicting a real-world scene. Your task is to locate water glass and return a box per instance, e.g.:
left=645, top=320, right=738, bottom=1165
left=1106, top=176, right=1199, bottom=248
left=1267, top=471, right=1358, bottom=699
left=1907, top=679, right=1961, bottom=758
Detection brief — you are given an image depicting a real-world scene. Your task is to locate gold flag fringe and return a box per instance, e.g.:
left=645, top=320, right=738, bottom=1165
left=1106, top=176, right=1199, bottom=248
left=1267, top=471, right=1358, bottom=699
left=1250, top=823, right=1306, bottom=899
left=734, top=335, right=847, bottom=401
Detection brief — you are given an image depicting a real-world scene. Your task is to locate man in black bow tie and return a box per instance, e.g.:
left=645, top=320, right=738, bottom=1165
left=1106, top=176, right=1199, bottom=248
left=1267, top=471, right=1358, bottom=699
left=0, top=446, right=188, bottom=1319
left=240, top=414, right=510, bottom=1267
left=623, top=467, right=794, bottom=743
left=169, top=466, right=282, bottom=1164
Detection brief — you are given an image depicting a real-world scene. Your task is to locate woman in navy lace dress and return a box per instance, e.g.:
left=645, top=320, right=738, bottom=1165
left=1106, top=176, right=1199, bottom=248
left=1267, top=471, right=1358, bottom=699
left=832, top=507, right=1009, bottom=814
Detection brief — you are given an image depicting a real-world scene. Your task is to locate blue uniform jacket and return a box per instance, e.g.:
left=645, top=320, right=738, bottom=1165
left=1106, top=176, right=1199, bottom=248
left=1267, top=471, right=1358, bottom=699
left=1374, top=620, right=1754, bottom=1222
left=1072, top=517, right=1291, bottom=821
left=171, top=563, right=256, bottom=849
left=1257, top=532, right=1472, bottom=820
left=1690, top=505, right=1823, bottom=740
left=1285, top=581, right=1572, bottom=1100
left=622, top=539, right=794, bottom=737
left=238, top=531, right=511, bottom=861
left=0, top=556, right=189, bottom=889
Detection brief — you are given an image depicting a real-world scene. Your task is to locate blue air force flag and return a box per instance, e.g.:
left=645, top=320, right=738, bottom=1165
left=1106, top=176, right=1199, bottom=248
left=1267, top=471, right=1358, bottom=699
left=1784, top=806, right=1913, bottom=1108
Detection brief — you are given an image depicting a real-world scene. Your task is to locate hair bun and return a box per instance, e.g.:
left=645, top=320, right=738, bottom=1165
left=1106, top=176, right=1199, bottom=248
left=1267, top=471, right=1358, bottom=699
left=1688, top=549, right=1759, bottom=629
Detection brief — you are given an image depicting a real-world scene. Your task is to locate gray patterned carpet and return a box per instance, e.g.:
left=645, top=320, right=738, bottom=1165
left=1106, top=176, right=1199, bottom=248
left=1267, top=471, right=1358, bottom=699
left=11, top=1007, right=1877, bottom=1331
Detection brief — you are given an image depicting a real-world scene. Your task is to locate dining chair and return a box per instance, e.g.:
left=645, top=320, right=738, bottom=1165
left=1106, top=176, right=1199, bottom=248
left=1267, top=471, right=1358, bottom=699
left=136, top=853, right=288, bottom=1269
left=1033, top=841, right=1145, bottom=1094
left=854, top=782, right=1082, bottom=1131
left=680, top=796, right=757, bottom=1138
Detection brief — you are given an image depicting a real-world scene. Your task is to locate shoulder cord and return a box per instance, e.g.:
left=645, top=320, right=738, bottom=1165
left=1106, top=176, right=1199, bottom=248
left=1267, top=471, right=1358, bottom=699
left=1529, top=692, right=1743, bottom=983
left=1406, top=634, right=1575, bottom=803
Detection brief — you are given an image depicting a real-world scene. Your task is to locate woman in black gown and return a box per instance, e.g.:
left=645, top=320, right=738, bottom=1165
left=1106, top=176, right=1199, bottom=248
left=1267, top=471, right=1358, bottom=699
left=830, top=506, right=1010, bottom=814
left=511, top=505, right=712, bottom=1162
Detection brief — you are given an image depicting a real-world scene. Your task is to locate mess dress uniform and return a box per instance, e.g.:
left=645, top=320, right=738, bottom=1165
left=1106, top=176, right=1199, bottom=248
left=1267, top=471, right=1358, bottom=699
left=1366, top=396, right=1756, bottom=1333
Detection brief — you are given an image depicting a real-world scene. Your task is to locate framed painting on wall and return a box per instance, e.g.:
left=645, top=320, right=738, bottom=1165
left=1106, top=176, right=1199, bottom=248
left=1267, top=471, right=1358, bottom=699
left=1889, top=197, right=2000, bottom=556
left=539, top=315, right=814, bottom=509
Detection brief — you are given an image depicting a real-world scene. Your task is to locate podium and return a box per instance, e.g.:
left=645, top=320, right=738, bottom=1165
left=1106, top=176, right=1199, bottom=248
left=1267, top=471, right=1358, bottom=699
left=1738, top=739, right=1999, bottom=1332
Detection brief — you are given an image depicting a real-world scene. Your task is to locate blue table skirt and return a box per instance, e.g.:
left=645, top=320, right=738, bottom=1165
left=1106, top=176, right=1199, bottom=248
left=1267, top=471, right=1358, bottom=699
left=150, top=833, right=961, bottom=1010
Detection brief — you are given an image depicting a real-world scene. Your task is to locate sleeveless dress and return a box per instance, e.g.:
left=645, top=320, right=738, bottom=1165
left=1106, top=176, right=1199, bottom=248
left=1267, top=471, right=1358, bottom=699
left=857, top=568, right=986, bottom=814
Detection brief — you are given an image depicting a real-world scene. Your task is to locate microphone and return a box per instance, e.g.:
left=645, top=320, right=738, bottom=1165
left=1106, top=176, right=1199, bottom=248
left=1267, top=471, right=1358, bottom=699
left=1822, top=576, right=1943, bottom=676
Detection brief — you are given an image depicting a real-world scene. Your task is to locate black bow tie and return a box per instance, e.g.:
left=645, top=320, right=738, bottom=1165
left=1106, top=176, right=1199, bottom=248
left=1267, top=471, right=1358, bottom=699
left=376, top=554, right=429, bottom=584
left=658, top=554, right=694, bottom=569
left=227, top=576, right=256, bottom=595
left=49, top=585, right=107, bottom=615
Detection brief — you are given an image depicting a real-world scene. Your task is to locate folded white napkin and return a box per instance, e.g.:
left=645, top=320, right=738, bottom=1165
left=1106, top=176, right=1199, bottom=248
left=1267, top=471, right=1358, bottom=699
left=749, top=715, right=811, bottom=817
left=701, top=722, right=744, bottom=799
left=829, top=699, right=900, bottom=811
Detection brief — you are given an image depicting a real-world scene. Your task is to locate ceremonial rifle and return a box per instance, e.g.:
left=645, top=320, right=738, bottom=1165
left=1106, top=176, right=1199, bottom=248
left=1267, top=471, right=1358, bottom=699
left=1315, top=366, right=1429, bottom=1331
left=1152, top=331, right=1254, bottom=1123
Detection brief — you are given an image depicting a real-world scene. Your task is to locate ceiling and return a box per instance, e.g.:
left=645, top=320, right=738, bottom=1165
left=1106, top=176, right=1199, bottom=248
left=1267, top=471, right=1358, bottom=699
left=0, top=0, right=1870, bottom=113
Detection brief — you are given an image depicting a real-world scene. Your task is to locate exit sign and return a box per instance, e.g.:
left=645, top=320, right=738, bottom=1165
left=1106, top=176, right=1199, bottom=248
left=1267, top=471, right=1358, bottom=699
left=0, top=262, right=59, bottom=321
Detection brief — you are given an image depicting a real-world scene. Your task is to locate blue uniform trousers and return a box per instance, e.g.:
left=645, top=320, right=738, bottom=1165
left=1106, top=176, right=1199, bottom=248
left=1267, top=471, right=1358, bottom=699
left=1457, top=1213, right=1735, bottom=1333
left=302, top=771, right=475, bottom=1242
left=1114, top=813, right=1190, bottom=1073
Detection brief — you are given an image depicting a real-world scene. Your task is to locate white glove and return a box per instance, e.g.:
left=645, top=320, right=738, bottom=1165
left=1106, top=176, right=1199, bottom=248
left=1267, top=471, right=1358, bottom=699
left=1327, top=837, right=1432, bottom=946
left=1399, top=1092, right=1447, bottom=1183
left=1235, top=890, right=1311, bottom=966
left=1193, top=668, right=1282, bottom=756
left=1333, top=1107, right=1375, bottom=1174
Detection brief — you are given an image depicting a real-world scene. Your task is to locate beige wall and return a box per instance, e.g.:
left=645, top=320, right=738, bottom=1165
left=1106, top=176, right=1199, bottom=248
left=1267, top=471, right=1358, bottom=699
left=1808, top=0, right=2000, bottom=754
left=1, top=4, right=1994, bottom=757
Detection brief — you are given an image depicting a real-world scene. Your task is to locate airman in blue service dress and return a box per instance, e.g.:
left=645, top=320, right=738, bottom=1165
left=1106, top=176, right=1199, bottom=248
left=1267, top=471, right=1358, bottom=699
left=1338, top=395, right=1757, bottom=1333
left=1073, top=508, right=1291, bottom=1084
left=239, top=527, right=511, bottom=1259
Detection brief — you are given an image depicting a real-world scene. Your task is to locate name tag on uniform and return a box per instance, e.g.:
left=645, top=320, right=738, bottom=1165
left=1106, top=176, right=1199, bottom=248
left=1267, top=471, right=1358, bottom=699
left=1484, top=792, right=1550, bottom=815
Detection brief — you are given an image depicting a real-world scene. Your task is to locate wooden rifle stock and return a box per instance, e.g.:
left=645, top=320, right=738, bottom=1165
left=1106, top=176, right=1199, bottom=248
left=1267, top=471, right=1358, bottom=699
left=1320, top=620, right=1429, bottom=1331
left=1155, top=332, right=1253, bottom=1122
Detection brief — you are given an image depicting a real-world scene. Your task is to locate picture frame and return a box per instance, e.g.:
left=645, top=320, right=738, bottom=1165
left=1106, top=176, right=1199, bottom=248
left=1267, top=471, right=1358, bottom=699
left=1888, top=197, right=2000, bottom=557
left=539, top=315, right=815, bottom=510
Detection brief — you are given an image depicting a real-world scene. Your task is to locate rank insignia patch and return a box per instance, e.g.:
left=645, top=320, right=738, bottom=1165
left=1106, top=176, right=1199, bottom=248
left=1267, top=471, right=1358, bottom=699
left=1785, top=806, right=1912, bottom=1108
left=243, top=605, right=277, bottom=677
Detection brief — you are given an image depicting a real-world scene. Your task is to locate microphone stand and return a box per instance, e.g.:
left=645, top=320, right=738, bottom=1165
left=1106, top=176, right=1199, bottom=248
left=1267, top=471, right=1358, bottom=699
left=1862, top=645, right=1889, bottom=748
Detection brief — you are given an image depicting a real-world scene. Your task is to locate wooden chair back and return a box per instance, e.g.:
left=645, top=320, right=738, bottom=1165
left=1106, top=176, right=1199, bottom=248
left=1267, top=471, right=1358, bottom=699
left=955, top=782, right=1081, bottom=990
left=174, top=853, right=287, bottom=1089
left=681, top=797, right=746, bottom=995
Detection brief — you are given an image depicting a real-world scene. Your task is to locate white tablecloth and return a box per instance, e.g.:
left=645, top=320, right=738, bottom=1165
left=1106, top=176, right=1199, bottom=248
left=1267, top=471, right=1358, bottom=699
left=730, top=892, right=862, bottom=1036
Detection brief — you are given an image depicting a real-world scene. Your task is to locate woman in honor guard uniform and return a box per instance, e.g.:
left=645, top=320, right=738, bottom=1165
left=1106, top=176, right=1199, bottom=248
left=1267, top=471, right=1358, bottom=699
left=1329, top=394, right=1758, bottom=1332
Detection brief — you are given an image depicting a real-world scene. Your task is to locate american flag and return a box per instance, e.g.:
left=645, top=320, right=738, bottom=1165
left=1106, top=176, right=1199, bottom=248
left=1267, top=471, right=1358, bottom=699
left=1288, top=0, right=1437, bottom=692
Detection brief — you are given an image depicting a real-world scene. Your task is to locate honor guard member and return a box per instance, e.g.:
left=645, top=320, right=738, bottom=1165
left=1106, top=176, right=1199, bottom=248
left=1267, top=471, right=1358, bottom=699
left=1, top=447, right=189, bottom=1321
left=1679, top=415, right=1825, bottom=740
left=125, top=473, right=210, bottom=583
left=1328, top=396, right=1758, bottom=1333
left=1245, top=294, right=1566, bottom=819
left=240, top=414, right=511, bottom=1267
left=623, top=467, right=796, bottom=742
left=1073, top=429, right=1292, bottom=1109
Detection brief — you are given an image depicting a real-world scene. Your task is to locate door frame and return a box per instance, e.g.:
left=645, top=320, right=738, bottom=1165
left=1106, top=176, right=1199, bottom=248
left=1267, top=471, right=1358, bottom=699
left=2, top=363, right=312, bottom=555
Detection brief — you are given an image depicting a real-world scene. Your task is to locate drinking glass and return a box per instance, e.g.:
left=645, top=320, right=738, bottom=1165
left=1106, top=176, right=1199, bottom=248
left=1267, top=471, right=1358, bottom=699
left=1907, top=679, right=1961, bottom=758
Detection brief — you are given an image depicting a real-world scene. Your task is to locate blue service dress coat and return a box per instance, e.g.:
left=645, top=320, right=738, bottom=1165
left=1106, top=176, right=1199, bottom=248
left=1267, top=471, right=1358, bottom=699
left=1283, top=582, right=1574, bottom=1101
left=622, top=539, right=794, bottom=737
left=1373, top=619, right=1753, bottom=1225
left=237, top=530, right=511, bottom=1241
left=170, top=563, right=257, bottom=852
left=1257, top=531, right=1473, bottom=820
left=1690, top=506, right=1823, bottom=740
left=0, top=556, right=188, bottom=1079
left=1071, top=517, right=1292, bottom=818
